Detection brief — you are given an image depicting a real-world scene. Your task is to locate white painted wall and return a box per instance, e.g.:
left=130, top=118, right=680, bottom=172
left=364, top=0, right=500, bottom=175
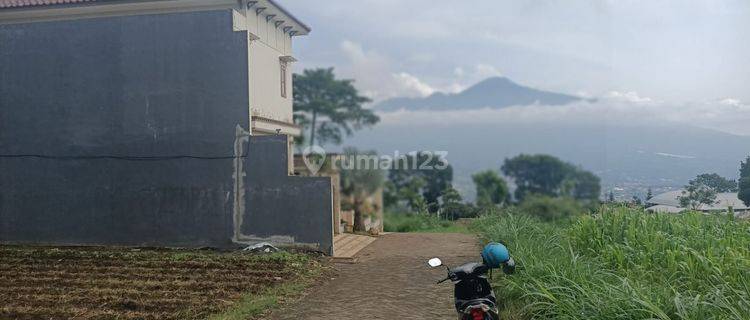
left=248, top=39, right=292, bottom=123
left=235, top=2, right=299, bottom=135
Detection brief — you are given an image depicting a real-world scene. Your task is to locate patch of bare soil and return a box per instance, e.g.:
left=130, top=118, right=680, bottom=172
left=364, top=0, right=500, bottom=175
left=0, top=246, right=314, bottom=320
left=269, top=233, right=479, bottom=320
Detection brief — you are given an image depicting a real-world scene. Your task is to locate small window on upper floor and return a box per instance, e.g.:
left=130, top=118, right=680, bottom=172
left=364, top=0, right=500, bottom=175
left=280, top=62, right=288, bottom=98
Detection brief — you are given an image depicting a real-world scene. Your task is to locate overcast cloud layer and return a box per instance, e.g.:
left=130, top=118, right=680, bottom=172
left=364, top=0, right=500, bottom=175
left=376, top=93, right=750, bottom=136
left=284, top=0, right=750, bottom=136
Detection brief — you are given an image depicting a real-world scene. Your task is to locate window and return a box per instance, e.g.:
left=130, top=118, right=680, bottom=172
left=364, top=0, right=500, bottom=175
left=280, top=62, right=287, bottom=98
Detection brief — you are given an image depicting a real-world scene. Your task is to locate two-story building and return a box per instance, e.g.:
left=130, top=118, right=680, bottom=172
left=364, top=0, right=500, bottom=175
left=0, top=0, right=335, bottom=254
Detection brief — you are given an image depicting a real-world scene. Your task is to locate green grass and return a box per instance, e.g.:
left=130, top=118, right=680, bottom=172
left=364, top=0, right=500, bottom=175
left=472, top=206, right=750, bottom=320
left=383, top=213, right=469, bottom=233
left=208, top=252, right=325, bottom=320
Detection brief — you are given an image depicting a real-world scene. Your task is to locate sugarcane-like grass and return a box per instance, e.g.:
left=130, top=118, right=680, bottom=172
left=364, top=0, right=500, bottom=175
left=473, top=206, right=750, bottom=319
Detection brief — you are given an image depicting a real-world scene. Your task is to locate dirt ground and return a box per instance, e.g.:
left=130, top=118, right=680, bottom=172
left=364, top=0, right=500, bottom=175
left=268, top=233, right=480, bottom=320
left=0, top=246, right=315, bottom=320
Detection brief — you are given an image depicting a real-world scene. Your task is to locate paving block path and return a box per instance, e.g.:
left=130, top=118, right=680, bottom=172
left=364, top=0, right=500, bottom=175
left=269, top=233, right=480, bottom=319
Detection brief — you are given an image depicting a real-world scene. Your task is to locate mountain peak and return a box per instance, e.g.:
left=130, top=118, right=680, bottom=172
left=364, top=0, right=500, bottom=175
left=462, top=76, right=521, bottom=93
left=375, top=76, right=581, bottom=111
left=474, top=76, right=514, bottom=85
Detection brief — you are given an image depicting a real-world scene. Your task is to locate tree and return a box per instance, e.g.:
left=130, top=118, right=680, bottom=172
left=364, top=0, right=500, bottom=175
left=608, top=191, right=615, bottom=203
left=564, top=169, right=601, bottom=202
left=387, top=152, right=453, bottom=212
left=740, top=156, right=750, bottom=207
left=440, top=186, right=478, bottom=220
left=441, top=186, right=463, bottom=205
left=293, top=68, right=379, bottom=146
left=400, top=177, right=428, bottom=212
left=631, top=195, right=642, bottom=206
left=472, top=170, right=510, bottom=207
left=646, top=188, right=654, bottom=201
left=502, top=154, right=569, bottom=200
left=692, top=173, right=737, bottom=192
left=678, top=179, right=718, bottom=210
left=739, top=177, right=750, bottom=207
left=339, top=148, right=384, bottom=232
left=501, top=154, right=600, bottom=202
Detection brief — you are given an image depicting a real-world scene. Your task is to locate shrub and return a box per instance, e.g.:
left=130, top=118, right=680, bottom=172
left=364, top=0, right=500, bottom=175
left=517, top=195, right=583, bottom=221
left=441, top=202, right=480, bottom=220
left=383, top=213, right=452, bottom=232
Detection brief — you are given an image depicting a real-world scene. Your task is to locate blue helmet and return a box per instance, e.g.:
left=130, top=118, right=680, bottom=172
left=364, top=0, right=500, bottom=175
left=482, top=242, right=510, bottom=269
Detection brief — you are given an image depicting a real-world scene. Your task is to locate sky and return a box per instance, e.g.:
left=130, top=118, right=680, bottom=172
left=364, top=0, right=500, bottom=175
left=282, top=0, right=750, bottom=135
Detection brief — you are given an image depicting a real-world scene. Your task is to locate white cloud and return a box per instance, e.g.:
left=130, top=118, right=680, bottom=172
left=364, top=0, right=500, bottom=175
left=375, top=93, right=750, bottom=136
left=288, top=0, right=750, bottom=105
left=392, top=72, right=435, bottom=97
left=338, top=40, right=390, bottom=101
left=453, top=67, right=465, bottom=77
left=719, top=98, right=744, bottom=107
left=605, top=91, right=654, bottom=104
left=655, top=152, right=696, bottom=159
left=336, top=44, right=508, bottom=101
left=337, top=40, right=437, bottom=101
left=333, top=40, right=748, bottom=135
left=339, top=40, right=374, bottom=65
left=440, top=64, right=504, bottom=94
left=473, top=64, right=503, bottom=79
left=337, top=41, right=510, bottom=101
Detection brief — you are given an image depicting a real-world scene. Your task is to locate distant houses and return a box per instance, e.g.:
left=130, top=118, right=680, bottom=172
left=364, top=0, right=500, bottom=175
left=646, top=191, right=749, bottom=214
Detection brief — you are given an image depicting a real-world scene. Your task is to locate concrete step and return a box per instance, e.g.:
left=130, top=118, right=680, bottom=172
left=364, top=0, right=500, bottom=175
left=333, top=233, right=377, bottom=260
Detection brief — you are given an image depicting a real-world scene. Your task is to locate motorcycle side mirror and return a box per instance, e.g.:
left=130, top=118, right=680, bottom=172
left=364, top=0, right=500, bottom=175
left=503, top=257, right=516, bottom=275
left=427, top=257, right=442, bottom=268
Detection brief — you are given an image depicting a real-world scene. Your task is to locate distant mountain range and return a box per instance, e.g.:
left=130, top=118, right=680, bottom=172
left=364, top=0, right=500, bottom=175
left=375, top=77, right=588, bottom=111
left=347, top=77, right=750, bottom=200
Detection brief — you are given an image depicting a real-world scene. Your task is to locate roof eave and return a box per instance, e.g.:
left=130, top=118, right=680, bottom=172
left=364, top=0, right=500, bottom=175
left=266, top=0, right=309, bottom=34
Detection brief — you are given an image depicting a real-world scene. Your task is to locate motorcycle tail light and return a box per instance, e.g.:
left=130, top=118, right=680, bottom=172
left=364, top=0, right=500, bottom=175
left=470, top=308, right=485, bottom=320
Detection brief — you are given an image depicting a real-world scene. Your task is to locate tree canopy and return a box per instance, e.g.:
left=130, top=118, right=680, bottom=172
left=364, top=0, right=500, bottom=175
left=293, top=68, right=379, bottom=146
left=439, top=186, right=478, bottom=220
left=501, top=154, right=601, bottom=202
left=564, top=169, right=601, bottom=201
left=692, top=173, right=737, bottom=193
left=472, top=170, right=510, bottom=207
left=384, top=152, right=453, bottom=212
left=678, top=178, right=718, bottom=210
left=740, top=156, right=750, bottom=207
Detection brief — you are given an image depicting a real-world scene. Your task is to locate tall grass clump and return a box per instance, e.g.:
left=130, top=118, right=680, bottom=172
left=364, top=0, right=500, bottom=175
left=383, top=213, right=458, bottom=232
left=517, top=195, right=584, bottom=221
left=473, top=206, right=750, bottom=319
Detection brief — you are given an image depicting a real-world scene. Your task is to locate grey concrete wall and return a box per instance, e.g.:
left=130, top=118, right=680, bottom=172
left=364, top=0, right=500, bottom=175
left=244, top=135, right=334, bottom=254
left=0, top=11, right=249, bottom=247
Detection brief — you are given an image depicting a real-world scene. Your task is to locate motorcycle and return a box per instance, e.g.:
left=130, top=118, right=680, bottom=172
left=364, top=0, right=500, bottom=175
left=427, top=257, right=514, bottom=320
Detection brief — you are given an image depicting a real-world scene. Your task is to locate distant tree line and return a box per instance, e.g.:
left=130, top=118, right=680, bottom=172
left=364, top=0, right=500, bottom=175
left=501, top=154, right=601, bottom=203
left=673, top=156, right=750, bottom=210
left=381, top=152, right=602, bottom=221
left=739, top=156, right=750, bottom=207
